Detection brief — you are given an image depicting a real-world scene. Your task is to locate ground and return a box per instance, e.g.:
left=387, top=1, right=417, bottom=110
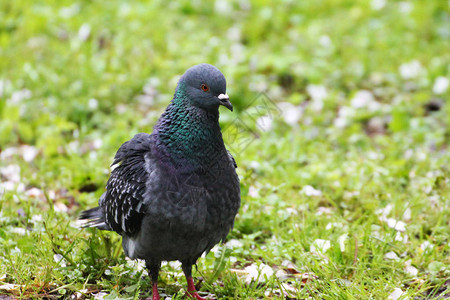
left=0, top=0, right=449, bottom=299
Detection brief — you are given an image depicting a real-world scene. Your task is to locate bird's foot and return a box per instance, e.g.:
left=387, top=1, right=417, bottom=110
left=185, top=276, right=206, bottom=299
left=150, top=282, right=160, bottom=300
left=185, top=291, right=206, bottom=300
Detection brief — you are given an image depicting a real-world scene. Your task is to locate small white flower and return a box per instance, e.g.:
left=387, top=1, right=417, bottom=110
left=88, top=98, right=98, bottom=110
left=93, top=292, right=108, bottom=300
left=388, top=288, right=407, bottom=300
left=301, top=185, right=322, bottom=197
left=25, top=188, right=45, bottom=201
left=376, top=204, right=393, bottom=217
left=385, top=251, right=399, bottom=260
left=256, top=115, right=273, bottom=131
left=92, top=139, right=103, bottom=149
left=404, top=260, right=418, bottom=276
left=399, top=60, right=423, bottom=79
left=310, top=239, right=331, bottom=254
left=11, top=228, right=26, bottom=235
left=386, top=218, right=406, bottom=232
left=432, top=76, right=449, bottom=94
left=0, top=165, right=21, bottom=183
left=32, top=214, right=43, bottom=223
left=351, top=90, right=380, bottom=111
left=244, top=263, right=274, bottom=283
left=226, top=239, right=243, bottom=248
left=20, top=145, right=38, bottom=162
left=338, top=234, right=348, bottom=252
left=215, top=0, right=233, bottom=15
left=371, top=0, right=386, bottom=10
left=420, top=241, right=433, bottom=252
left=403, top=208, right=411, bottom=221
left=10, top=89, right=32, bottom=104
left=318, top=35, right=332, bottom=48
left=307, top=84, right=328, bottom=102
left=398, top=2, right=413, bottom=13
left=226, top=27, right=241, bottom=42
left=278, top=102, right=302, bottom=126
left=78, top=24, right=91, bottom=41
left=248, top=185, right=260, bottom=198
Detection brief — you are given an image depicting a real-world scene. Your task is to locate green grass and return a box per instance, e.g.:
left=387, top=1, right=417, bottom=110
left=1, top=0, right=449, bottom=299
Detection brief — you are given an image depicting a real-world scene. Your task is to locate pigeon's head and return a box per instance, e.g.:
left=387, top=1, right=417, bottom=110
left=177, top=64, right=233, bottom=112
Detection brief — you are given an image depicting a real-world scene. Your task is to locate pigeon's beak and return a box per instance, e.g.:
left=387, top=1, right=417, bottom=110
left=218, top=93, right=233, bottom=111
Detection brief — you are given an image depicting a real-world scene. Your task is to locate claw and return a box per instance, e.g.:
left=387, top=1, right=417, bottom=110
left=185, top=291, right=206, bottom=300
left=185, top=276, right=206, bottom=300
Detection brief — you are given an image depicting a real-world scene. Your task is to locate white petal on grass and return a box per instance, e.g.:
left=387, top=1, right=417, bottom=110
left=403, top=208, right=411, bottom=221
left=301, top=185, right=322, bottom=197
left=1, top=181, right=18, bottom=192
left=54, top=202, right=69, bottom=213
left=371, top=0, right=386, bottom=10
left=0, top=79, right=11, bottom=97
left=10, top=89, right=32, bottom=104
left=0, top=147, right=18, bottom=160
left=0, top=283, right=20, bottom=291
left=78, top=24, right=91, bottom=41
left=226, top=26, right=241, bottom=42
left=92, top=139, right=103, bottom=149
left=310, top=239, right=331, bottom=254
left=376, top=204, right=393, bottom=216
left=285, top=207, right=298, bottom=215
left=226, top=239, right=243, bottom=248
left=334, top=116, right=347, bottom=128
left=244, top=263, right=274, bottom=284
left=398, top=2, right=413, bottom=13
left=404, top=260, right=418, bottom=276
left=394, top=231, right=409, bottom=243
left=351, top=90, right=380, bottom=111
left=25, top=187, right=44, bottom=199
left=0, top=164, right=21, bottom=182
left=256, top=115, right=273, bottom=131
left=88, top=98, right=99, bottom=110
left=385, top=251, right=399, bottom=260
left=93, top=292, right=108, bottom=300
left=432, top=76, right=449, bottom=94
left=318, top=35, right=332, bottom=48
left=20, top=145, right=38, bottom=162
left=386, top=218, right=406, bottom=232
left=326, top=222, right=343, bottom=230
left=248, top=185, right=260, bottom=198
left=338, top=234, right=348, bottom=252
left=11, top=228, right=26, bottom=235
left=316, top=207, right=333, bottom=216
left=215, top=0, right=233, bottom=15
left=388, top=288, right=407, bottom=300
left=420, top=241, right=433, bottom=252
left=399, top=60, right=423, bottom=79
left=31, top=214, right=43, bottom=223
left=275, top=269, right=288, bottom=279
left=278, top=102, right=302, bottom=125
left=306, top=84, right=328, bottom=102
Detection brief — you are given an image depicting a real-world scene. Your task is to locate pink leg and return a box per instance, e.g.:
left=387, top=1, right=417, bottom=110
left=185, top=276, right=205, bottom=300
left=152, top=282, right=160, bottom=300
left=146, top=261, right=161, bottom=300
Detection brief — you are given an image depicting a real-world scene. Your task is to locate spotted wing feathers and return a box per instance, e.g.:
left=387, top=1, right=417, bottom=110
left=102, top=133, right=152, bottom=236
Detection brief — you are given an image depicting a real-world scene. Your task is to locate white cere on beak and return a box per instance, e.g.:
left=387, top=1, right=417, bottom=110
left=218, top=93, right=229, bottom=100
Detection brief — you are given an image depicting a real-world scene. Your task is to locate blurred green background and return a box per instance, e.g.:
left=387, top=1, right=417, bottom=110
left=0, top=0, right=449, bottom=299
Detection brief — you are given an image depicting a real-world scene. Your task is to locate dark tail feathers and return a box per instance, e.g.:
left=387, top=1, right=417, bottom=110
left=79, top=207, right=111, bottom=230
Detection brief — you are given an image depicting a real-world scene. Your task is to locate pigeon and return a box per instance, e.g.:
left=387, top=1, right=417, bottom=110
left=79, top=64, right=241, bottom=300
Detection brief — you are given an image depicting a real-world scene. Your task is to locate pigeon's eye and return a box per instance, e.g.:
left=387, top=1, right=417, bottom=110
left=201, top=84, right=209, bottom=92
